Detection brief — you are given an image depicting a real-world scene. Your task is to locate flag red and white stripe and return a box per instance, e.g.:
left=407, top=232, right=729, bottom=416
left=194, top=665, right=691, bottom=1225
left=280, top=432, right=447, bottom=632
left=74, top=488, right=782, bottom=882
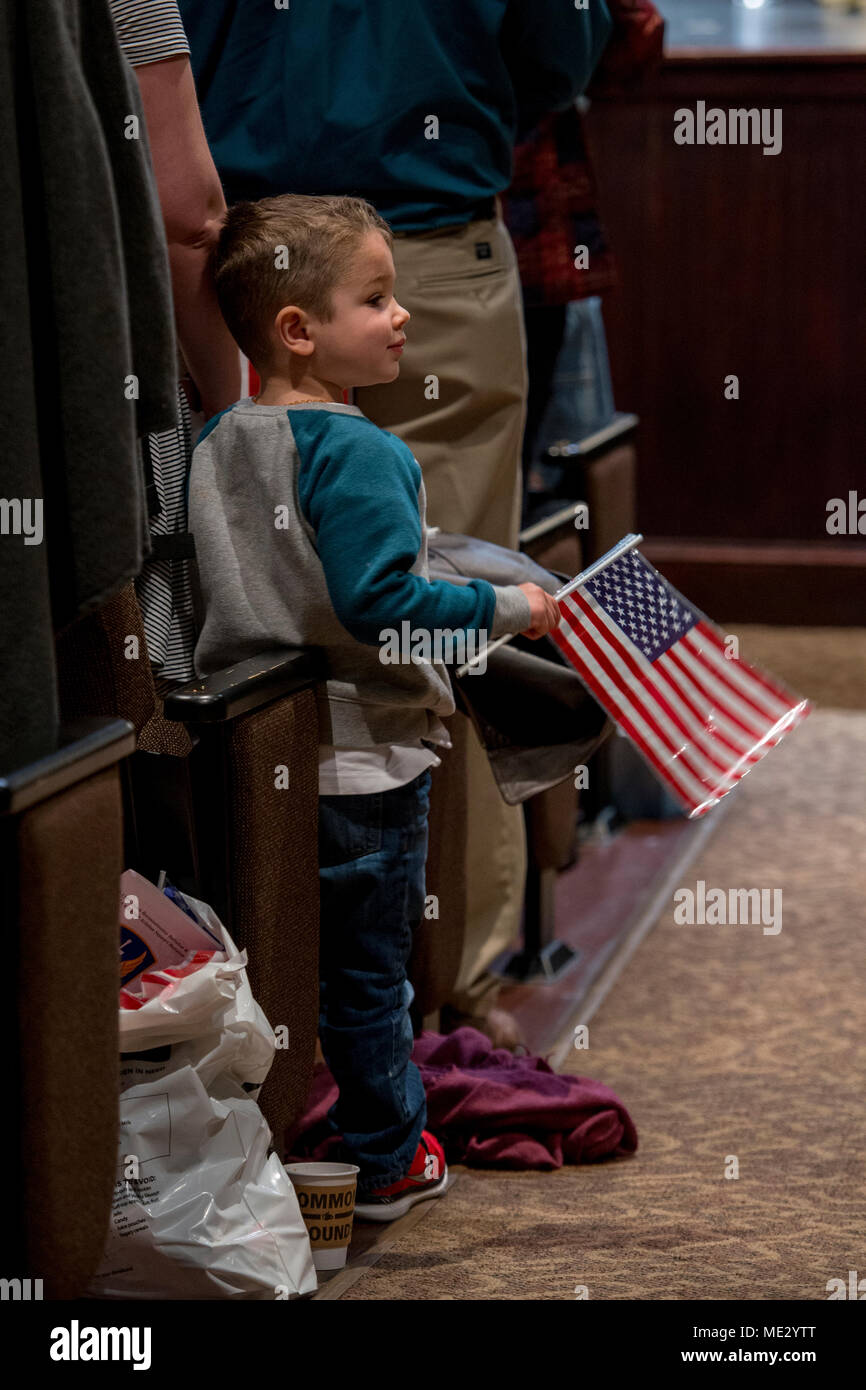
left=551, top=550, right=810, bottom=818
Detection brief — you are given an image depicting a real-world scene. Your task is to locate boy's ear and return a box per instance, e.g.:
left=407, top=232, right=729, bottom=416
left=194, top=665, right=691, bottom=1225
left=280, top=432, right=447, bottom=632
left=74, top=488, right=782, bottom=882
left=274, top=304, right=315, bottom=356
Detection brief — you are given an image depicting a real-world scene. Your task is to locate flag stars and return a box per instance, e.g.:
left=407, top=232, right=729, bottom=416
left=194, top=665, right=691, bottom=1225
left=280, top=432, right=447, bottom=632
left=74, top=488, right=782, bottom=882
left=585, top=551, right=698, bottom=660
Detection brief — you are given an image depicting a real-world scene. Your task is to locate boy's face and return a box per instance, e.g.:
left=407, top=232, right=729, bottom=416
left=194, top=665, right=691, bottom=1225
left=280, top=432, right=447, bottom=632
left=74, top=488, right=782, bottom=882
left=309, top=231, right=410, bottom=389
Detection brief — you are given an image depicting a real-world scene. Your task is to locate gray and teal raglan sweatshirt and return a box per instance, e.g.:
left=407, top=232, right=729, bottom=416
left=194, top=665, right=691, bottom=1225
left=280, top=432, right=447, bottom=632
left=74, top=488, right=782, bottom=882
left=189, top=400, right=532, bottom=748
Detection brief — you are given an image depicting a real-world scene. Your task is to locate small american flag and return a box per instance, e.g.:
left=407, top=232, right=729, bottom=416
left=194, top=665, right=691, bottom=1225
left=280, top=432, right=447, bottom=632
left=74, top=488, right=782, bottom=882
left=552, top=549, right=811, bottom=818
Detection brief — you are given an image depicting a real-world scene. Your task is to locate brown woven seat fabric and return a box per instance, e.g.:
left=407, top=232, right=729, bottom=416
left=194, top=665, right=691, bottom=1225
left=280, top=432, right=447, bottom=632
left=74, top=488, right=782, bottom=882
left=55, top=582, right=192, bottom=757
left=409, top=709, right=470, bottom=1021
left=222, top=690, right=320, bottom=1153
left=580, top=442, right=637, bottom=563
left=9, top=767, right=124, bottom=1298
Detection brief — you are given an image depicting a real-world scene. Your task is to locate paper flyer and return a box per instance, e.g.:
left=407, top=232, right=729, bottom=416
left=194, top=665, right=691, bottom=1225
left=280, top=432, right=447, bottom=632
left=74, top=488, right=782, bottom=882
left=119, top=870, right=223, bottom=991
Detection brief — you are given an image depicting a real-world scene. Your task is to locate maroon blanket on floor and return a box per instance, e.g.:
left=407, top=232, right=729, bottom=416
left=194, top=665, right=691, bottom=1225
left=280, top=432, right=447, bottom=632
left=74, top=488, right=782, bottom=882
left=286, top=1027, right=637, bottom=1170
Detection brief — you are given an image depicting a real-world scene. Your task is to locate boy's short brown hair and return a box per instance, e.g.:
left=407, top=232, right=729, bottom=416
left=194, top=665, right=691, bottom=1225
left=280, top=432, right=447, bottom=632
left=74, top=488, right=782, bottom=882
left=213, top=193, right=394, bottom=370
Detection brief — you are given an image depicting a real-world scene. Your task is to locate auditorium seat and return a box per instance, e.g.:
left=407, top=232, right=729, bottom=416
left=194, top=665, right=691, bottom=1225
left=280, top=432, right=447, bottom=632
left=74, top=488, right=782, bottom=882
left=0, top=716, right=134, bottom=1298
left=55, top=584, right=322, bottom=1156
left=510, top=412, right=639, bottom=972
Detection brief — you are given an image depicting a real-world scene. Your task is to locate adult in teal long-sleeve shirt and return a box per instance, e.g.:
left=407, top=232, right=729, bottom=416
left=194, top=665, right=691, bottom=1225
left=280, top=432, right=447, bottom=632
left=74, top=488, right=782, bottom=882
left=177, top=0, right=613, bottom=1046
left=179, top=0, right=612, bottom=231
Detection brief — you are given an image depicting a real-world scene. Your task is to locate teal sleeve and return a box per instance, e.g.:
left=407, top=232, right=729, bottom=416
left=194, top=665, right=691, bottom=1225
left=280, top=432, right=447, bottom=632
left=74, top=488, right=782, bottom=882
left=502, top=0, right=613, bottom=138
left=297, top=415, right=498, bottom=645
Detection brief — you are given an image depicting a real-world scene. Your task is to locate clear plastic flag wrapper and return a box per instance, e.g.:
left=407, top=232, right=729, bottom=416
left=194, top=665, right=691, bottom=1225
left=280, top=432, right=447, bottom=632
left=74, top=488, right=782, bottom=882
left=461, top=533, right=811, bottom=819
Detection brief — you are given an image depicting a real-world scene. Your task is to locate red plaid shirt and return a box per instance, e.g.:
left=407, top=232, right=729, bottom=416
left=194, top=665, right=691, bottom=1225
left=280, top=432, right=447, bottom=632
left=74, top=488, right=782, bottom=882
left=501, top=0, right=664, bottom=309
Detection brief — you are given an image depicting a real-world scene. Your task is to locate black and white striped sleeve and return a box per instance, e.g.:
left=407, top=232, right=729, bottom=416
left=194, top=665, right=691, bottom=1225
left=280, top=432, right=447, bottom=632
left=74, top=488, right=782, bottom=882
left=108, top=0, right=190, bottom=67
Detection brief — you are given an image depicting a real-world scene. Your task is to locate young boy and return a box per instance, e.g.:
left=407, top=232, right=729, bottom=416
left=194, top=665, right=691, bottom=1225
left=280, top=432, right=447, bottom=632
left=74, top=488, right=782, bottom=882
left=188, top=194, right=560, bottom=1220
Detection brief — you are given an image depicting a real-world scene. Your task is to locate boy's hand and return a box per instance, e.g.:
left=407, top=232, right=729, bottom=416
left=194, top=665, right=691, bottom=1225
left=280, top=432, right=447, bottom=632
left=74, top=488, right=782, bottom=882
left=518, top=583, right=561, bottom=639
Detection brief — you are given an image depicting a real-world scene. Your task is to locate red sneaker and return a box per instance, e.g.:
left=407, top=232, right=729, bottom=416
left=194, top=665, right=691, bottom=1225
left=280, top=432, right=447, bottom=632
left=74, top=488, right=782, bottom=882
left=354, top=1131, right=449, bottom=1223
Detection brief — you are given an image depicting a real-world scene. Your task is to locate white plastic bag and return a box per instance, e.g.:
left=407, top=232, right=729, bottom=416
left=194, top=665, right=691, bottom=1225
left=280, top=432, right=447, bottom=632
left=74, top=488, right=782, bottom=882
left=89, top=893, right=317, bottom=1300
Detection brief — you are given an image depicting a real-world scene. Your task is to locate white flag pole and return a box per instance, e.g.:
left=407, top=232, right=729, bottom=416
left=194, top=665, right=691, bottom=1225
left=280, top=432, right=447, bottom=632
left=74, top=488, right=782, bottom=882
left=455, top=531, right=644, bottom=678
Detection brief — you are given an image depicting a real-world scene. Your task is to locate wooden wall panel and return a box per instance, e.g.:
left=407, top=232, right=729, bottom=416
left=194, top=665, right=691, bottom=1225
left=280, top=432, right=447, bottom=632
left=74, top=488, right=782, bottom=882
left=583, top=59, right=866, bottom=619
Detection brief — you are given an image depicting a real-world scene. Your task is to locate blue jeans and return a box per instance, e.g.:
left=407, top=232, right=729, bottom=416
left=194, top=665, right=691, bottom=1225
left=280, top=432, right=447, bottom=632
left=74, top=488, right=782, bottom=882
left=318, top=770, right=431, bottom=1195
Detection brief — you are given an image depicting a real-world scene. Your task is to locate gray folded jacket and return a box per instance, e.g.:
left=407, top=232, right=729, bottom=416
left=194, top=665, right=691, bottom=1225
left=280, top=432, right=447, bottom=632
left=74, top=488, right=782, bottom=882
left=426, top=531, right=612, bottom=804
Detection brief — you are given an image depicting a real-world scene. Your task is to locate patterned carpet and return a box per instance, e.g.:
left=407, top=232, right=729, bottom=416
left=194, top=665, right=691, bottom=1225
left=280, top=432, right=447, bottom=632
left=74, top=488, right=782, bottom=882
left=728, top=626, right=866, bottom=712
left=342, top=707, right=866, bottom=1299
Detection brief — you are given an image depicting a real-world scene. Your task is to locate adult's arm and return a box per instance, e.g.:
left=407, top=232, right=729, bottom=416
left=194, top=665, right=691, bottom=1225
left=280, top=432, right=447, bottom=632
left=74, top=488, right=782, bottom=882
left=134, top=54, right=241, bottom=418
left=501, top=0, right=613, bottom=139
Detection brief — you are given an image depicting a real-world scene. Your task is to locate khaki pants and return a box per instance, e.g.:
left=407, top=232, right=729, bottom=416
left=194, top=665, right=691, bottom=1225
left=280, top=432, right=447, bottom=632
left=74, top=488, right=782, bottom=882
left=356, top=210, right=528, bottom=1003
left=356, top=210, right=526, bottom=549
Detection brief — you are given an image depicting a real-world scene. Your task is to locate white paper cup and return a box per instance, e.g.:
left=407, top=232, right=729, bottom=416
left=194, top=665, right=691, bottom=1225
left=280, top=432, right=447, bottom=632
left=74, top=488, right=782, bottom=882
left=285, top=1162, right=360, bottom=1271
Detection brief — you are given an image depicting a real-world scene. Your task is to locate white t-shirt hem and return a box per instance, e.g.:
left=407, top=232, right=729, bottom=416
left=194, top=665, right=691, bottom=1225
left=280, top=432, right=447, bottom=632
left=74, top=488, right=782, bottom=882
left=318, top=738, right=448, bottom=795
